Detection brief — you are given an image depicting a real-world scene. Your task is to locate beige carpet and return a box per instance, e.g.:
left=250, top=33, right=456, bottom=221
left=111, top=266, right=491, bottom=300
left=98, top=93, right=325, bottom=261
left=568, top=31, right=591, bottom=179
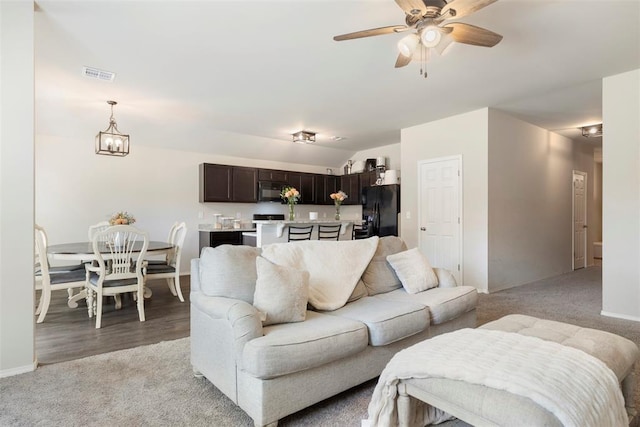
left=1, top=266, right=638, bottom=426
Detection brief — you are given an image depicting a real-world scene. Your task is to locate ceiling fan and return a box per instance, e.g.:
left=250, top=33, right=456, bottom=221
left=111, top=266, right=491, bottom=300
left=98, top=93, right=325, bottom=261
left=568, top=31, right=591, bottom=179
left=333, top=0, right=503, bottom=77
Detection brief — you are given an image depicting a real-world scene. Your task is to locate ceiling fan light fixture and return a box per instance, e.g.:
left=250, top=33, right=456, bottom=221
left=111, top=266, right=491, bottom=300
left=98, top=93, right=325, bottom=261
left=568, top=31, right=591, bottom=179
left=580, top=123, right=603, bottom=138
left=292, top=130, right=316, bottom=144
left=420, top=26, right=441, bottom=48
left=398, top=33, right=420, bottom=57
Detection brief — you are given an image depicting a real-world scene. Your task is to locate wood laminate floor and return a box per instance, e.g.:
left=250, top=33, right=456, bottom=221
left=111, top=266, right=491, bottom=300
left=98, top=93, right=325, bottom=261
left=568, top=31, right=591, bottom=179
left=35, top=277, right=191, bottom=365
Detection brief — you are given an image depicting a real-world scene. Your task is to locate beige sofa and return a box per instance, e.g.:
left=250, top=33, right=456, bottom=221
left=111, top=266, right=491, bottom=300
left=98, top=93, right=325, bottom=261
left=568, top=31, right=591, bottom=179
left=190, top=236, right=477, bottom=426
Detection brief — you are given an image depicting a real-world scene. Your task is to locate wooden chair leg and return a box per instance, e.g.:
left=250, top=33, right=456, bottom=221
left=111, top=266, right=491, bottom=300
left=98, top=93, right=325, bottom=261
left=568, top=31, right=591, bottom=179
left=95, top=291, right=103, bottom=329
left=36, top=287, right=52, bottom=324
left=166, top=278, right=177, bottom=296
left=86, top=288, right=94, bottom=318
left=35, top=290, right=44, bottom=315
left=137, top=290, right=145, bottom=322
left=114, top=294, right=122, bottom=309
left=173, top=275, right=185, bottom=302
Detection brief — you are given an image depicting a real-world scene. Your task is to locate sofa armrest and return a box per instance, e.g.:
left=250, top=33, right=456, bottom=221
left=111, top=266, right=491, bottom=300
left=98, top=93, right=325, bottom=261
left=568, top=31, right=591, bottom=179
left=434, top=267, right=458, bottom=288
left=190, top=258, right=202, bottom=294
left=191, top=293, right=263, bottom=366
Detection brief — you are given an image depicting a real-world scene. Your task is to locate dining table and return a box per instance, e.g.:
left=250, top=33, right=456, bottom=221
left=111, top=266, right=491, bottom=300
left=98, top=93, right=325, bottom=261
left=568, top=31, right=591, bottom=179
left=47, top=240, right=175, bottom=308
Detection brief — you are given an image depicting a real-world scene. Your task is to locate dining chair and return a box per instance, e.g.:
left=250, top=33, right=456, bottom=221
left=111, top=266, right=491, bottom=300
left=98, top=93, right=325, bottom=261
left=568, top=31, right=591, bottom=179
left=88, top=221, right=110, bottom=242
left=145, top=222, right=187, bottom=302
left=85, top=225, right=149, bottom=329
left=317, top=224, right=341, bottom=240
left=287, top=225, right=314, bottom=242
left=34, top=225, right=87, bottom=323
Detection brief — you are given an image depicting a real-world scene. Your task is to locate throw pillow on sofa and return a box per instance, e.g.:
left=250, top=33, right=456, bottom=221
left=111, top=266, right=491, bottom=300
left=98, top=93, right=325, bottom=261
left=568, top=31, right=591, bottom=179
left=253, top=257, right=310, bottom=326
left=199, top=245, right=262, bottom=303
left=386, top=248, right=439, bottom=294
left=361, top=236, right=407, bottom=295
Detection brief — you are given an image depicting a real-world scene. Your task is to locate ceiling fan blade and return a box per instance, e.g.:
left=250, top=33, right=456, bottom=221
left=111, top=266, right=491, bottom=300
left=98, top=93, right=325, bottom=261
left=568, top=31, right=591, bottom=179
left=440, top=0, right=498, bottom=20
left=333, top=25, right=408, bottom=41
left=395, top=53, right=412, bottom=68
left=445, top=22, right=503, bottom=47
left=395, top=0, right=427, bottom=16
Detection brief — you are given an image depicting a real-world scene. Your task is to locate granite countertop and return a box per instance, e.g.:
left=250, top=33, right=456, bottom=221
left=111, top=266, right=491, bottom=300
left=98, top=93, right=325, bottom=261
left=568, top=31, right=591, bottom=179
left=198, top=224, right=255, bottom=232
left=252, top=219, right=350, bottom=224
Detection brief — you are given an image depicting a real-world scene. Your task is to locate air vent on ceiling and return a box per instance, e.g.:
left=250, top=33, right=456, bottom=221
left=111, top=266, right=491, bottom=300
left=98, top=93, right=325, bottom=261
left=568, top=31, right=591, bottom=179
left=82, top=66, right=115, bottom=82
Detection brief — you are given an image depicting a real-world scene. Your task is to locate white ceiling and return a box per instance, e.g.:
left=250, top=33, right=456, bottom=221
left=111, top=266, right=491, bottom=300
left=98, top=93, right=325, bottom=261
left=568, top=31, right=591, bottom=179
left=34, top=0, right=639, bottom=166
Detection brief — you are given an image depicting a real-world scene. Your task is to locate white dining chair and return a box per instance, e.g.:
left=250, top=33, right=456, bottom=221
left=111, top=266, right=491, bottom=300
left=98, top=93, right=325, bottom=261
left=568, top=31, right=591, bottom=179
left=145, top=222, right=187, bottom=302
left=85, top=225, right=149, bottom=328
left=88, top=221, right=110, bottom=242
left=34, top=225, right=87, bottom=323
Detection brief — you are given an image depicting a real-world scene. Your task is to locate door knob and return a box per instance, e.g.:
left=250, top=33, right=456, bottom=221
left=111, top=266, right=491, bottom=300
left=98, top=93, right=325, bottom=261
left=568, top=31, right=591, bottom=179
left=420, top=227, right=426, bottom=231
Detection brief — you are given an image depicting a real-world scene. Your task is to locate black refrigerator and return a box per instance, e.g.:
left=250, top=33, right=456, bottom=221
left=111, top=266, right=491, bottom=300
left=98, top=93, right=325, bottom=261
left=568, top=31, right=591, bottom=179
left=362, top=184, right=400, bottom=237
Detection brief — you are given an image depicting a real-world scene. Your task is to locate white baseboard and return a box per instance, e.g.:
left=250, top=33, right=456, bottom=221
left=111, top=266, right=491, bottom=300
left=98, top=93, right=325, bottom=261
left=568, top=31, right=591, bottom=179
left=0, top=359, right=37, bottom=378
left=600, top=310, right=640, bottom=323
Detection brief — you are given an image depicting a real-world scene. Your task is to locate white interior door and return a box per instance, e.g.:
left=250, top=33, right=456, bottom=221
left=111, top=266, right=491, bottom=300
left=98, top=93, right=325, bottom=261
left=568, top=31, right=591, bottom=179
left=418, top=156, right=462, bottom=284
left=573, top=170, right=587, bottom=270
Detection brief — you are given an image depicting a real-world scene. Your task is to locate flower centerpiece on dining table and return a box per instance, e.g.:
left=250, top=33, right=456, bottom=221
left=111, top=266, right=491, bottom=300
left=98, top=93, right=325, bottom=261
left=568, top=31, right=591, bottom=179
left=281, top=186, right=300, bottom=221
left=330, top=190, right=348, bottom=220
left=109, top=211, right=136, bottom=225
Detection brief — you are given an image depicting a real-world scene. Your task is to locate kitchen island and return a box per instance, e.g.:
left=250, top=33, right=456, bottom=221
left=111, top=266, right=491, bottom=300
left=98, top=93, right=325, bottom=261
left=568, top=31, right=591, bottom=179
left=253, top=219, right=355, bottom=247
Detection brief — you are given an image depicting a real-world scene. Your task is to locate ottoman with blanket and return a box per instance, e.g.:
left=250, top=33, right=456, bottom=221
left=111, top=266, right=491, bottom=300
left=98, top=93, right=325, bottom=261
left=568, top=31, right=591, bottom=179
left=190, top=236, right=478, bottom=426
left=367, top=314, right=640, bottom=426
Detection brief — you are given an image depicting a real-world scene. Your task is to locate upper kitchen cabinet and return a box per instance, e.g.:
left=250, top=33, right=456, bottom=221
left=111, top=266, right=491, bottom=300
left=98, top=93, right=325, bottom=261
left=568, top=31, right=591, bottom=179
left=199, top=163, right=232, bottom=202
left=199, top=163, right=257, bottom=203
left=288, top=172, right=315, bottom=204
left=258, top=169, right=289, bottom=182
left=314, top=175, right=339, bottom=205
left=232, top=166, right=258, bottom=202
left=340, top=174, right=360, bottom=205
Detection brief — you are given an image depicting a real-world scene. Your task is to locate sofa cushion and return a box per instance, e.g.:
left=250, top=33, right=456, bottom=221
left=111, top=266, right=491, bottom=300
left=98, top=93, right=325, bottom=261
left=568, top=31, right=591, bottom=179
left=253, top=257, right=309, bottom=326
left=199, top=245, right=262, bottom=303
left=326, top=297, right=429, bottom=346
left=374, top=286, right=478, bottom=325
left=347, top=279, right=368, bottom=303
left=386, top=248, right=439, bottom=293
left=242, top=311, right=368, bottom=379
left=361, top=236, right=407, bottom=296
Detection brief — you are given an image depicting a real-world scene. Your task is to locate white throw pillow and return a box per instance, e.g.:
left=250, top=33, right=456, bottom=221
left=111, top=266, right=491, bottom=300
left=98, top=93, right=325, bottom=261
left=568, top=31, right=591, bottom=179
left=199, top=245, right=262, bottom=303
left=253, top=256, right=310, bottom=326
left=386, top=248, right=439, bottom=294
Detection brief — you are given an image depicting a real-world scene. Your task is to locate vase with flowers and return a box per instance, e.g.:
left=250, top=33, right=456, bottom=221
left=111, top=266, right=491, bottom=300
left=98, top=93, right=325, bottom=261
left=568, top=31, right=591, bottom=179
left=109, top=211, right=136, bottom=247
left=330, top=190, right=348, bottom=220
left=281, top=186, right=300, bottom=220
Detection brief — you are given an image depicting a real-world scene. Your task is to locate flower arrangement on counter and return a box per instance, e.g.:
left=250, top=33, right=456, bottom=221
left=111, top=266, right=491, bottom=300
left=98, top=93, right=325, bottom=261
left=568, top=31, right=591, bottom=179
left=109, top=211, right=136, bottom=225
left=330, top=190, right=348, bottom=220
left=281, top=186, right=300, bottom=220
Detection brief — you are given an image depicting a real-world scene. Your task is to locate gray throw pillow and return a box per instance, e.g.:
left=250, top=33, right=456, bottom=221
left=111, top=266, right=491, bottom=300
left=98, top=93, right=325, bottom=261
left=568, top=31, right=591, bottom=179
left=253, top=256, right=309, bottom=326
left=199, top=245, right=262, bottom=303
left=386, top=248, right=439, bottom=294
left=361, top=236, right=407, bottom=295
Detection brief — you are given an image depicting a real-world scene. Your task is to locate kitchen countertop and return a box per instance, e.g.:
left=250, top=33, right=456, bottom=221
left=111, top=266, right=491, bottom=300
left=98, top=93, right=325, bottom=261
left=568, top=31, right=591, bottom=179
left=199, top=224, right=255, bottom=232
left=252, top=219, right=352, bottom=224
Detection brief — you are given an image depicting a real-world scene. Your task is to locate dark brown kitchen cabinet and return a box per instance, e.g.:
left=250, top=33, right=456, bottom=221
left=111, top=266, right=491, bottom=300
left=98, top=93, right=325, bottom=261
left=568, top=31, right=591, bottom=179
left=199, top=163, right=232, bottom=202
left=199, top=231, right=243, bottom=254
left=358, top=170, right=377, bottom=204
left=288, top=172, right=315, bottom=204
left=258, top=169, right=288, bottom=182
left=340, top=174, right=360, bottom=205
left=199, top=163, right=257, bottom=203
left=232, top=167, right=258, bottom=202
left=314, top=175, right=339, bottom=205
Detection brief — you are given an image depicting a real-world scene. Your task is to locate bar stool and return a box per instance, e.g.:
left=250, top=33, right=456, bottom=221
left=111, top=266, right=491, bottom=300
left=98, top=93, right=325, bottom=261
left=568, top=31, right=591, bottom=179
left=318, top=224, right=341, bottom=240
left=287, top=225, right=314, bottom=241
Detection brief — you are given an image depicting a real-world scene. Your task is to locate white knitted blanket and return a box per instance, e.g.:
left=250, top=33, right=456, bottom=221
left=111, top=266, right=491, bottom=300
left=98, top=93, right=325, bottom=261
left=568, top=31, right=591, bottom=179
left=261, top=236, right=379, bottom=311
left=367, top=328, right=628, bottom=427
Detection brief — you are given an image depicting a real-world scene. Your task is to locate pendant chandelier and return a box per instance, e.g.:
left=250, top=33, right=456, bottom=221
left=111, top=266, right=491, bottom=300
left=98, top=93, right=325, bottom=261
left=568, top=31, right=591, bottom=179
left=96, top=100, right=130, bottom=156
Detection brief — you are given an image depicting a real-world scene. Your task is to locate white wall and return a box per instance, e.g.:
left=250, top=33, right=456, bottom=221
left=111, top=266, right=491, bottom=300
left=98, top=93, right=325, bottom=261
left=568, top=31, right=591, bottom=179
left=401, top=109, right=489, bottom=292
left=487, top=109, right=595, bottom=292
left=35, top=134, right=363, bottom=272
left=602, top=69, right=640, bottom=321
left=0, top=1, right=36, bottom=377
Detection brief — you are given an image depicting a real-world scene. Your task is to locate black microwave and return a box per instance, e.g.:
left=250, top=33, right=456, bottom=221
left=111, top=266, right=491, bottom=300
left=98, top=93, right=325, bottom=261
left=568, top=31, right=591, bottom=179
left=257, top=181, right=286, bottom=202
